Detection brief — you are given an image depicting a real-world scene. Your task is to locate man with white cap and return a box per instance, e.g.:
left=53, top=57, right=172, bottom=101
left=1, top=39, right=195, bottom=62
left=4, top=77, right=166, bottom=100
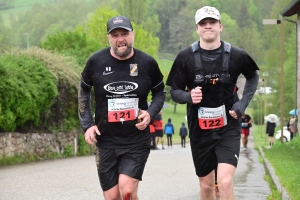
left=78, top=15, right=165, bottom=199
left=166, top=6, right=259, bottom=199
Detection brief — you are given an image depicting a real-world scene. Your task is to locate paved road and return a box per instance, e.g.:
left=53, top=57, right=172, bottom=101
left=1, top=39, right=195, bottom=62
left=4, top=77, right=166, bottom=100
left=0, top=135, right=270, bottom=200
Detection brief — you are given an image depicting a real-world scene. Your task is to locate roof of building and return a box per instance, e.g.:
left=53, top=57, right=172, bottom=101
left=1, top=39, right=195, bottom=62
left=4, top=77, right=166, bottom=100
left=280, top=0, right=300, bottom=17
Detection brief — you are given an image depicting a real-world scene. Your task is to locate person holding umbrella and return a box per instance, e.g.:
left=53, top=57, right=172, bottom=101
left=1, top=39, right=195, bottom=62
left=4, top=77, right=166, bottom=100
left=288, top=116, right=297, bottom=140
left=288, top=109, right=298, bottom=140
left=265, top=114, right=279, bottom=146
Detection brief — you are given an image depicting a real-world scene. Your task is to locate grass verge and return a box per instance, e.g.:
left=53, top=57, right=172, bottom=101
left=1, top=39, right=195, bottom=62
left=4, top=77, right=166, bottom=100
left=252, top=124, right=299, bottom=199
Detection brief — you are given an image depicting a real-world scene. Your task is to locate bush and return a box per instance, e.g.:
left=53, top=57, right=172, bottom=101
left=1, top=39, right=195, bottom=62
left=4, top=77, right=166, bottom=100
left=63, top=144, right=74, bottom=157
left=0, top=54, right=58, bottom=131
left=20, top=47, right=81, bottom=132
left=0, top=47, right=82, bottom=133
left=40, top=28, right=102, bottom=66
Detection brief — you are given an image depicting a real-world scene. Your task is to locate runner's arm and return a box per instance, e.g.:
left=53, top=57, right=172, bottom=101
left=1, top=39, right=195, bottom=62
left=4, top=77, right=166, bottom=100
left=231, top=71, right=259, bottom=118
left=170, top=88, right=193, bottom=104
left=78, top=79, right=95, bottom=132
left=147, top=81, right=166, bottom=120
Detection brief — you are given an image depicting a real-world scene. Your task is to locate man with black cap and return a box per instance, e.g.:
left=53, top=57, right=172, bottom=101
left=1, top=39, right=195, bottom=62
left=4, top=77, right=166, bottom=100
left=78, top=15, right=165, bottom=200
left=166, top=6, right=259, bottom=199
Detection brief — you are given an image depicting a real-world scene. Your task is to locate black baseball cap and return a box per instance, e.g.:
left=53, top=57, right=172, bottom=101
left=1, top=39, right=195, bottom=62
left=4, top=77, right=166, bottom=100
left=107, top=16, right=133, bottom=34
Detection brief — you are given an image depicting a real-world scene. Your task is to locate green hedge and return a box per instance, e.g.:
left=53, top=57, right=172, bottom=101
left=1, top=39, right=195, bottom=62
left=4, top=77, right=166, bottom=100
left=0, top=54, right=58, bottom=131
left=0, top=47, right=83, bottom=133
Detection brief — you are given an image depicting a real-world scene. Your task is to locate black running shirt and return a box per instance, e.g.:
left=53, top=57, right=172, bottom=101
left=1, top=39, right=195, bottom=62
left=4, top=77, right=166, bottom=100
left=166, top=41, right=259, bottom=140
left=79, top=47, right=165, bottom=148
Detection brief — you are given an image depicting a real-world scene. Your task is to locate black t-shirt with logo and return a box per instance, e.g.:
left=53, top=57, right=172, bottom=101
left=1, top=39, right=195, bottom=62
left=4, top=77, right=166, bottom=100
left=81, top=47, right=164, bottom=148
left=166, top=41, right=259, bottom=140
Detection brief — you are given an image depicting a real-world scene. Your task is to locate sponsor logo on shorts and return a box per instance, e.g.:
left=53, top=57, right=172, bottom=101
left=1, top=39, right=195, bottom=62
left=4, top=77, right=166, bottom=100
left=235, top=154, right=239, bottom=160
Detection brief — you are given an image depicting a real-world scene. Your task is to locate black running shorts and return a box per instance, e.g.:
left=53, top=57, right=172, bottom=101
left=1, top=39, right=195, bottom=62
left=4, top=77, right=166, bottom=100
left=190, top=128, right=241, bottom=177
left=155, top=130, right=163, bottom=137
left=95, top=146, right=150, bottom=191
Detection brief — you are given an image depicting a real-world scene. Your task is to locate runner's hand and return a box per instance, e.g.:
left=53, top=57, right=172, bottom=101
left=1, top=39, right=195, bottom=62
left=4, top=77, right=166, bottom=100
left=229, top=110, right=238, bottom=119
left=191, top=87, right=202, bottom=104
left=84, top=125, right=100, bottom=145
left=136, top=110, right=151, bottom=130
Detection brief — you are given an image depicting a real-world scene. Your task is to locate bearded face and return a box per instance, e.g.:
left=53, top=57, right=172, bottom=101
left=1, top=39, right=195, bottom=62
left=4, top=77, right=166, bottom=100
left=110, top=38, right=134, bottom=58
left=108, top=28, right=135, bottom=59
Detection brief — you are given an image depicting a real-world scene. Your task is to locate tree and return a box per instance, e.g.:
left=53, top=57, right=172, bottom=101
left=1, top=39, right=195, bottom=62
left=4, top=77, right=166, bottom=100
left=149, top=0, right=186, bottom=52
left=237, top=1, right=252, bottom=28
left=118, top=0, right=147, bottom=26
left=40, top=27, right=102, bottom=66
left=213, top=13, right=239, bottom=46
left=261, top=0, right=296, bottom=119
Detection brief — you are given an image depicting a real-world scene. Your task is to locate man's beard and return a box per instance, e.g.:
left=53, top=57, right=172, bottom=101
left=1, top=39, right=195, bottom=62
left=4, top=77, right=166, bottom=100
left=111, top=40, right=134, bottom=58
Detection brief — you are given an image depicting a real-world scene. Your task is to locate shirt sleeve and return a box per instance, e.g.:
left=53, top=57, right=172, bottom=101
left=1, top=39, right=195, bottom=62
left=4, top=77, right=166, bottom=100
left=167, top=50, right=193, bottom=104
left=78, top=56, right=95, bottom=132
left=147, top=59, right=166, bottom=120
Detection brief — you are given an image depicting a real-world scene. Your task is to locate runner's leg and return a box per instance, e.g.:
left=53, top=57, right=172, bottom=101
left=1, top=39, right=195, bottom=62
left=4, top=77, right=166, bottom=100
left=103, top=185, right=121, bottom=200
left=118, top=174, right=139, bottom=200
left=199, top=170, right=215, bottom=199
left=217, top=163, right=236, bottom=199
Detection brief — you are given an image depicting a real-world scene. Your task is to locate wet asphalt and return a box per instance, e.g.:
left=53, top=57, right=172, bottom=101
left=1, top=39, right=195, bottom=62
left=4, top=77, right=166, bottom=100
left=0, top=135, right=271, bottom=200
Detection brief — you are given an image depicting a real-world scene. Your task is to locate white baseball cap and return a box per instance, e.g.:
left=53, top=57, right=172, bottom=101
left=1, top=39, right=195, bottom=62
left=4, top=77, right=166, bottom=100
left=195, top=6, right=221, bottom=24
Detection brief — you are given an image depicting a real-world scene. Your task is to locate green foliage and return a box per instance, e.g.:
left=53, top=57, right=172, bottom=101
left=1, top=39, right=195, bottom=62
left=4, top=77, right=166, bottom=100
left=289, top=134, right=300, bottom=149
left=261, top=0, right=297, bottom=121
left=43, top=146, right=61, bottom=159
left=18, top=47, right=81, bottom=132
left=0, top=153, right=39, bottom=166
left=77, top=134, right=93, bottom=155
left=40, top=26, right=102, bottom=66
left=282, top=32, right=297, bottom=114
left=63, top=144, right=74, bottom=157
left=18, top=47, right=81, bottom=85
left=0, top=54, right=58, bottom=131
left=0, top=15, right=11, bottom=52
left=263, top=140, right=300, bottom=199
left=266, top=186, right=284, bottom=200
left=141, top=14, right=161, bottom=36
left=263, top=158, right=284, bottom=200
left=252, top=108, right=265, bottom=125
left=118, top=0, right=147, bottom=26
left=216, top=13, right=238, bottom=46
left=253, top=124, right=300, bottom=199
left=133, top=24, right=159, bottom=59
left=0, top=47, right=81, bottom=132
left=237, top=1, right=252, bottom=28
left=84, top=4, right=118, bottom=48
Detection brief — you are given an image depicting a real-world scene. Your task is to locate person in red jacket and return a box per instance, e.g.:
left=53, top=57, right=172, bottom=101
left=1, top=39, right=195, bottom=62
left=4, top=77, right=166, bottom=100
left=149, top=122, right=157, bottom=149
left=153, top=111, right=165, bottom=150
